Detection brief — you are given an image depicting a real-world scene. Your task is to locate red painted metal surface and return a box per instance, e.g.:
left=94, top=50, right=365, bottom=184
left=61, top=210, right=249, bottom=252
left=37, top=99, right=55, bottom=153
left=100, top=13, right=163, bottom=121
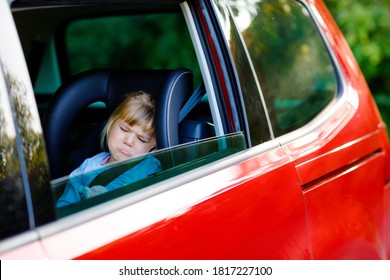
left=303, top=152, right=386, bottom=259
left=385, top=180, right=390, bottom=259
left=75, top=147, right=311, bottom=259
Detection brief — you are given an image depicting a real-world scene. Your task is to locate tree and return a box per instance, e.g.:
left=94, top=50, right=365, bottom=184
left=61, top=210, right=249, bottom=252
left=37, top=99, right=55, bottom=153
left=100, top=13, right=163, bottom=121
left=323, top=0, right=390, bottom=133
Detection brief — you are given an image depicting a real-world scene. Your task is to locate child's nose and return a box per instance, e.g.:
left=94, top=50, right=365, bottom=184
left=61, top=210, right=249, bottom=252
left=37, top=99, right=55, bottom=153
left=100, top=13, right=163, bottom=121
left=124, top=133, right=135, bottom=146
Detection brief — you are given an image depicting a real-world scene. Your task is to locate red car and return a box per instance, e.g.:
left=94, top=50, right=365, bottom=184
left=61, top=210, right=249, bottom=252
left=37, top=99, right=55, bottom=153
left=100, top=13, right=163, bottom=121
left=0, top=0, right=389, bottom=259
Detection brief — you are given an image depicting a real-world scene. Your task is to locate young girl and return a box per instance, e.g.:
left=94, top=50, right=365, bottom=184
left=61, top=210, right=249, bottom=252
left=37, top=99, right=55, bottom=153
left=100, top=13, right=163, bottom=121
left=56, top=91, right=161, bottom=207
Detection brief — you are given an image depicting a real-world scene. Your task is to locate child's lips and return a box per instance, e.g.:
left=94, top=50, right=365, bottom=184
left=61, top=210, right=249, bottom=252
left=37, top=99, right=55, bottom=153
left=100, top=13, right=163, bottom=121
left=118, top=147, right=132, bottom=157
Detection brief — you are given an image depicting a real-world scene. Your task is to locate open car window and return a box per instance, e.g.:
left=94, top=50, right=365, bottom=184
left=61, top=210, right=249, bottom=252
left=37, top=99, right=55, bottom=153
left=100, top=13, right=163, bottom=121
left=52, top=132, right=246, bottom=218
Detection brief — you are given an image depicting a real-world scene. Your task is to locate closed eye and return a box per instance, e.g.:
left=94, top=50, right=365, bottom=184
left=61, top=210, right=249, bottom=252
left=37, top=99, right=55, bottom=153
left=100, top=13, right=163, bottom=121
left=137, top=136, right=150, bottom=143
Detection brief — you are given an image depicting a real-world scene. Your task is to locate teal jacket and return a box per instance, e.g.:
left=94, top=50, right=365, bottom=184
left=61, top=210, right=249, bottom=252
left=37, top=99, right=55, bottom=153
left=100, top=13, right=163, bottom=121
left=56, top=152, right=161, bottom=208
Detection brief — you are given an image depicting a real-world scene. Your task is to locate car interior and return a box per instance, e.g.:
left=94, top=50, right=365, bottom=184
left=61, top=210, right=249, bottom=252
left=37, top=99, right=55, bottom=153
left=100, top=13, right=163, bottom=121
left=43, top=67, right=195, bottom=178
left=11, top=2, right=224, bottom=181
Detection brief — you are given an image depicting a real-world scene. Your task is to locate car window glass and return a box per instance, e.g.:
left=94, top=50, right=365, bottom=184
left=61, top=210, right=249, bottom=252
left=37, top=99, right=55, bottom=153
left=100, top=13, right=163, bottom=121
left=30, top=7, right=204, bottom=128
left=52, top=132, right=246, bottom=218
left=4, top=68, right=54, bottom=228
left=0, top=69, right=30, bottom=240
left=65, top=13, right=201, bottom=83
left=228, top=0, right=337, bottom=137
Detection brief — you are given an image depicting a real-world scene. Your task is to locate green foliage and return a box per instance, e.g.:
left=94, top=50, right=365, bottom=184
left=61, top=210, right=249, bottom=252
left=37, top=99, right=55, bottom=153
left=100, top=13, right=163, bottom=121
left=66, top=14, right=199, bottom=81
left=323, top=0, right=390, bottom=131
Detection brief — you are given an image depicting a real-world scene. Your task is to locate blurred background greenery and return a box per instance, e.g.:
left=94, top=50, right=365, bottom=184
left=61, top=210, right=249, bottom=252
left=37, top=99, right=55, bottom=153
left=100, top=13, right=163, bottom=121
left=324, top=0, right=390, bottom=133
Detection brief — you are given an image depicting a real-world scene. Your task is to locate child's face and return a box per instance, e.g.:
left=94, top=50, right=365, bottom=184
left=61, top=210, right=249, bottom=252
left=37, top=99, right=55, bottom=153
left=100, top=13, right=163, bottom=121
left=107, top=119, right=156, bottom=163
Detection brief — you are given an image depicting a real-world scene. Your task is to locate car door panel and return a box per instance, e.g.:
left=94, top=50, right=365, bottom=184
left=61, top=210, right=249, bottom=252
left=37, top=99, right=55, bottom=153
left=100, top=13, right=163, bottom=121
left=294, top=130, right=383, bottom=186
left=38, top=143, right=310, bottom=259
left=385, top=179, right=390, bottom=259
left=281, top=96, right=387, bottom=259
left=302, top=151, right=385, bottom=259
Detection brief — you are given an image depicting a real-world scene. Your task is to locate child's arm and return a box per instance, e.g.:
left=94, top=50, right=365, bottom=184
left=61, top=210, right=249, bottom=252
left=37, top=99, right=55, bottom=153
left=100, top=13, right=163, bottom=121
left=56, top=171, right=86, bottom=207
left=56, top=154, right=108, bottom=207
left=104, top=156, right=162, bottom=191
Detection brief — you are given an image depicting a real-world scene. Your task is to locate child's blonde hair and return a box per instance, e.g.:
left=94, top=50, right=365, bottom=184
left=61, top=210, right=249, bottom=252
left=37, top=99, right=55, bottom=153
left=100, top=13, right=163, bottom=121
left=101, top=91, right=156, bottom=150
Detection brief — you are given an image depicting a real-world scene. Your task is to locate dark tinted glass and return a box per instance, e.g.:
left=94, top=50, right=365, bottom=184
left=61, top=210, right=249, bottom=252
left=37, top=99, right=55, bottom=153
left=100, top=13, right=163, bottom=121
left=230, top=0, right=337, bottom=136
left=0, top=72, right=29, bottom=240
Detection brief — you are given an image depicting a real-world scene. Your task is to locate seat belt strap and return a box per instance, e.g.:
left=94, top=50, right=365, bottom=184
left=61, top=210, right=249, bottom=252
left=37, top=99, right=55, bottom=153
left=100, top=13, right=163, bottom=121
left=88, top=158, right=143, bottom=187
left=179, top=83, right=206, bottom=123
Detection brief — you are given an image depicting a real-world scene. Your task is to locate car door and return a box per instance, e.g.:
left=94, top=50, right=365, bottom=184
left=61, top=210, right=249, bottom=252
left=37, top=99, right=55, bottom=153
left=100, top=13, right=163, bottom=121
left=33, top=136, right=309, bottom=260
left=222, top=0, right=388, bottom=259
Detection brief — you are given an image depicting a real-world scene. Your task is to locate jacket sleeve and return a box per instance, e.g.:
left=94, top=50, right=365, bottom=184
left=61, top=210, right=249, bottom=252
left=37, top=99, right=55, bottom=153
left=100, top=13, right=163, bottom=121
left=55, top=156, right=105, bottom=207
left=55, top=166, right=86, bottom=208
